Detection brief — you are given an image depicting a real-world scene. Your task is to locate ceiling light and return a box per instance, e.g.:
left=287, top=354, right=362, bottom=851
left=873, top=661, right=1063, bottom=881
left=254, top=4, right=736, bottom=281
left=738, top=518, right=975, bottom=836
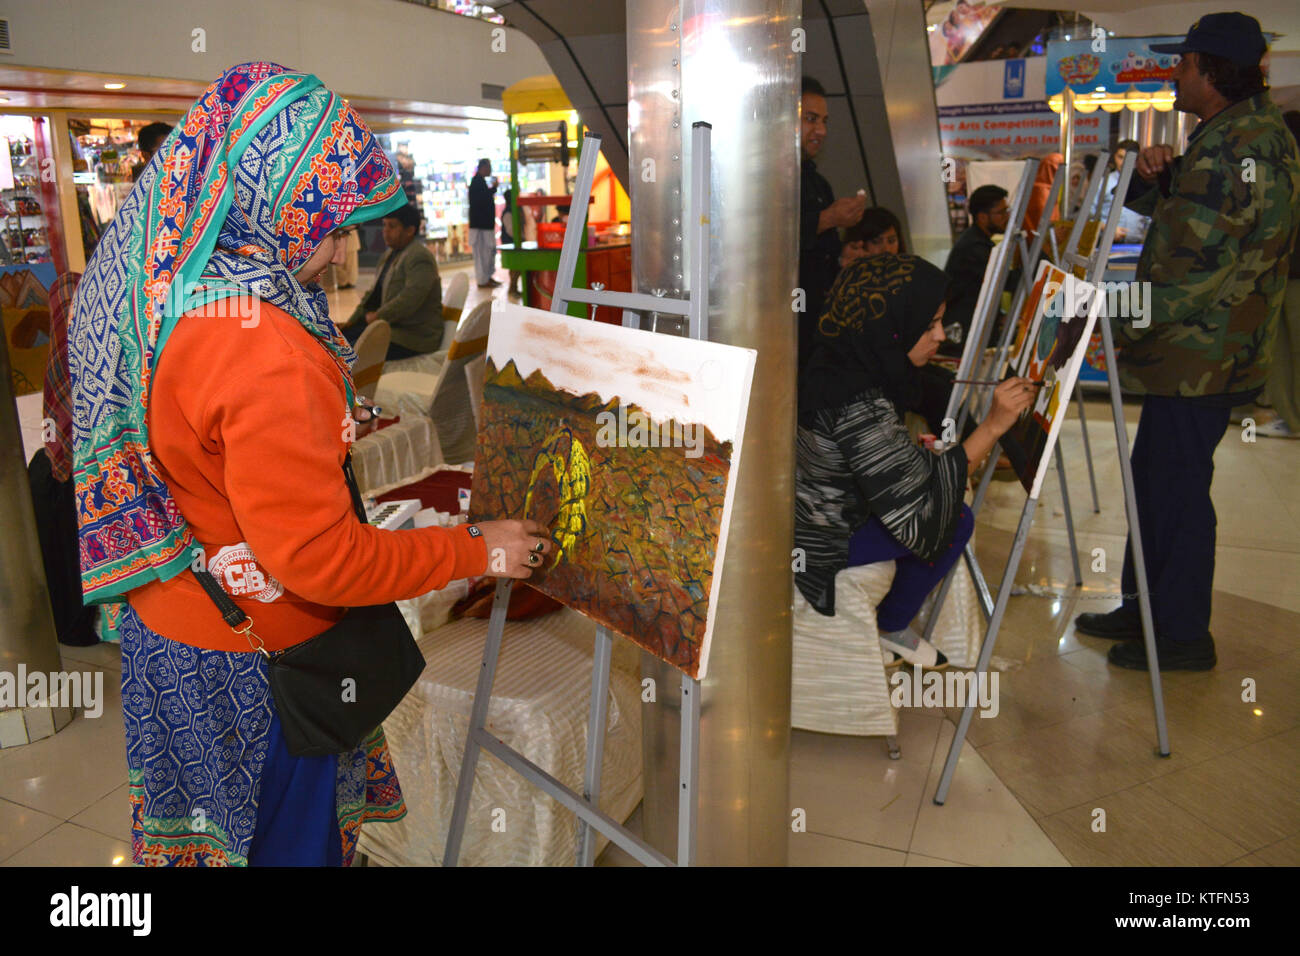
left=104, top=82, right=126, bottom=90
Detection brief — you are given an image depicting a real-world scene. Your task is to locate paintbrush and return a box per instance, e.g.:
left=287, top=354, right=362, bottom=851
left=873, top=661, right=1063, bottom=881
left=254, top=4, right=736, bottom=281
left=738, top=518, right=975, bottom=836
left=953, top=378, right=1045, bottom=386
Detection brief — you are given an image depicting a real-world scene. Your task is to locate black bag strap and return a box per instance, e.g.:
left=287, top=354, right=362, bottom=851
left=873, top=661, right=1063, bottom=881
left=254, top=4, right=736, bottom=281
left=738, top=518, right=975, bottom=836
left=193, top=454, right=370, bottom=643
left=195, top=565, right=248, bottom=627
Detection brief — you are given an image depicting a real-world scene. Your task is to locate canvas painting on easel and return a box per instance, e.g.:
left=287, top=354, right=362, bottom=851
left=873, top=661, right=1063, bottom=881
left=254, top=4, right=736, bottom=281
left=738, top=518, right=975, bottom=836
left=1001, top=267, right=1103, bottom=497
left=1007, top=261, right=1067, bottom=369
left=468, top=303, right=757, bottom=680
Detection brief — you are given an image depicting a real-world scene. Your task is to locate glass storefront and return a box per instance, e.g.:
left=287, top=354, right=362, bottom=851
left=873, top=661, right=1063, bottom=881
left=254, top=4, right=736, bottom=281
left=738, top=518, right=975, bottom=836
left=70, top=117, right=177, bottom=263
left=374, top=120, right=547, bottom=264
left=0, top=116, right=56, bottom=266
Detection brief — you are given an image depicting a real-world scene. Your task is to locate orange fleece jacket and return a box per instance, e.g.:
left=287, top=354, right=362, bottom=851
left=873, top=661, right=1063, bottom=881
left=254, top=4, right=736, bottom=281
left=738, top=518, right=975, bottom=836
left=127, top=300, right=486, bottom=652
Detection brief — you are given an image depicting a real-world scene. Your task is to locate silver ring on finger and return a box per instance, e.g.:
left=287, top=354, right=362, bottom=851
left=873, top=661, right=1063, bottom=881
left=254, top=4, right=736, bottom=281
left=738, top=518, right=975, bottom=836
left=528, top=552, right=541, bottom=567
left=532, top=539, right=546, bottom=553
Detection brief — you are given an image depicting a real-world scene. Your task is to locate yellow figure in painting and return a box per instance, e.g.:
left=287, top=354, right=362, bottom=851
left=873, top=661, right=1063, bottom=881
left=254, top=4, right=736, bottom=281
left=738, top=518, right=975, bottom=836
left=523, top=426, right=591, bottom=563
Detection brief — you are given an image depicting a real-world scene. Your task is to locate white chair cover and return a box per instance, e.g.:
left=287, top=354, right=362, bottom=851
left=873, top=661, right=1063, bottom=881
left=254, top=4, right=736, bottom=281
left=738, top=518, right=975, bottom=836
left=350, top=319, right=390, bottom=401
left=791, top=536, right=986, bottom=737
left=443, top=271, right=470, bottom=315
left=464, top=353, right=487, bottom=430
left=428, top=300, right=492, bottom=464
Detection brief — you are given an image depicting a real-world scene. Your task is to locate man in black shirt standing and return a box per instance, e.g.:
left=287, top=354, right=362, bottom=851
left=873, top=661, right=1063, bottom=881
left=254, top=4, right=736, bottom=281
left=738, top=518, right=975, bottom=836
left=799, top=77, right=866, bottom=368
left=468, top=157, right=499, bottom=288
left=942, top=184, right=1009, bottom=350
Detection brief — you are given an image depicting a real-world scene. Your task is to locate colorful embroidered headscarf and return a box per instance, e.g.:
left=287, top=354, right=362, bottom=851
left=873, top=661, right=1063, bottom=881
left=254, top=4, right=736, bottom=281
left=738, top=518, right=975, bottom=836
left=802, top=253, right=950, bottom=416
left=68, top=62, right=406, bottom=603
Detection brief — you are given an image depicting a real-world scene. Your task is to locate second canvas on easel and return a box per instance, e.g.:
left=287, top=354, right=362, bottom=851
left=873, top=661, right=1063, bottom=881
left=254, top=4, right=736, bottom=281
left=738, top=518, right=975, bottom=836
left=468, top=303, right=757, bottom=680
left=1001, top=260, right=1104, bottom=498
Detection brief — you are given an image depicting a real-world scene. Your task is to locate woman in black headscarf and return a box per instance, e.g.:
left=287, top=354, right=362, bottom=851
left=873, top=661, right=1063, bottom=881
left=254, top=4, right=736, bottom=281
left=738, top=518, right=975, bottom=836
left=796, top=254, right=1036, bottom=667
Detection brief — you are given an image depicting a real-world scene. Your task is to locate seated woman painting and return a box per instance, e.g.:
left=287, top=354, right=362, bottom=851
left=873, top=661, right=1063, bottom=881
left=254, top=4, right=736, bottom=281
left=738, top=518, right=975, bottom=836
left=796, top=254, right=1036, bottom=668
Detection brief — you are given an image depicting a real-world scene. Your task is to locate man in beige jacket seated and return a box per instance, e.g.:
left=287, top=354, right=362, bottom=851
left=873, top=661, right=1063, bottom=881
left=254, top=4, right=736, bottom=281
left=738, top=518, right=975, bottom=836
left=343, top=203, right=443, bottom=358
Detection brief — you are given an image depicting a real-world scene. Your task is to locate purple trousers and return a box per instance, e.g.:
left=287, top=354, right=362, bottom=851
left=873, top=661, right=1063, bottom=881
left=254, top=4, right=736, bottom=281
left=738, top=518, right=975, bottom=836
left=847, top=504, right=974, bottom=633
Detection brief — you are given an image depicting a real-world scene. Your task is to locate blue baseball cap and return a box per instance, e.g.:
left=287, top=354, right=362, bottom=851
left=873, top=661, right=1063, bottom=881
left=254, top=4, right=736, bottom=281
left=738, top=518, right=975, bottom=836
left=1149, top=12, right=1267, bottom=67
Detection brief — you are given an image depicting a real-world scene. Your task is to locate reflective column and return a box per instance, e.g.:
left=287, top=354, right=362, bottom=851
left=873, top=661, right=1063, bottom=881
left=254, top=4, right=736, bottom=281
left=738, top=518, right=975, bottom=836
left=627, top=0, right=798, bottom=865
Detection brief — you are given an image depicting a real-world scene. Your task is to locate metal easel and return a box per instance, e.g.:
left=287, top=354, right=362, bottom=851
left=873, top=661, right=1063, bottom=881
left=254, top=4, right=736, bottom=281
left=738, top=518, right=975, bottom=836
left=932, top=149, right=1170, bottom=805
left=921, top=157, right=1101, bottom=646
left=443, top=126, right=713, bottom=867
left=918, top=159, right=1038, bottom=641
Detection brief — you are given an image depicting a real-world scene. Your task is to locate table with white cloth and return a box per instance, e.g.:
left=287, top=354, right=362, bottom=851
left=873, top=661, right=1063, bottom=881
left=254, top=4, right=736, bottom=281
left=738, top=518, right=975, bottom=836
left=350, top=415, right=444, bottom=496
left=359, top=608, right=644, bottom=867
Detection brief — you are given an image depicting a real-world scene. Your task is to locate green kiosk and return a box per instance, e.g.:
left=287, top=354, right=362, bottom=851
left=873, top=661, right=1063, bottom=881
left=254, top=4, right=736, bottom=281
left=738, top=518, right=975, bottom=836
left=500, top=75, right=631, bottom=324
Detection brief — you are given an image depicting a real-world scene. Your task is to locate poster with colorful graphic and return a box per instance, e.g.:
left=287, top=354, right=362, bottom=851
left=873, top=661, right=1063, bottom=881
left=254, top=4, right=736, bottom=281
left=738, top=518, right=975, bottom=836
left=468, top=304, right=756, bottom=680
left=1, top=263, right=58, bottom=396
left=1045, top=37, right=1182, bottom=96
left=929, top=1, right=1003, bottom=67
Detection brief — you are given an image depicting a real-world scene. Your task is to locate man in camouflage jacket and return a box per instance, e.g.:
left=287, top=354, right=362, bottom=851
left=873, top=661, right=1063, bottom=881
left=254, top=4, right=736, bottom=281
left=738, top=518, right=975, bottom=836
left=1075, top=13, right=1300, bottom=671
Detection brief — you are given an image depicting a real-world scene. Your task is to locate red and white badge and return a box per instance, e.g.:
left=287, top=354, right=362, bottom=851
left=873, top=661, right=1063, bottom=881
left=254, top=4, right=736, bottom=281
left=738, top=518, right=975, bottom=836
left=208, top=543, right=284, bottom=603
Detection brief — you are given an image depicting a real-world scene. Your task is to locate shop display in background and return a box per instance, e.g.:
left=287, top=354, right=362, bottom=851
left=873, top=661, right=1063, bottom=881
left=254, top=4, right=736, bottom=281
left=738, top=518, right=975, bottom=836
left=399, top=0, right=505, bottom=24
left=372, top=127, right=542, bottom=266
left=71, top=117, right=162, bottom=238
left=0, top=121, right=54, bottom=266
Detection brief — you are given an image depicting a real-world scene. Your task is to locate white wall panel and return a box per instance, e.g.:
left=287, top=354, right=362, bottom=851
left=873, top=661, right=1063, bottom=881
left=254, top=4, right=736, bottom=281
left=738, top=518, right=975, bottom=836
left=2, top=0, right=548, bottom=109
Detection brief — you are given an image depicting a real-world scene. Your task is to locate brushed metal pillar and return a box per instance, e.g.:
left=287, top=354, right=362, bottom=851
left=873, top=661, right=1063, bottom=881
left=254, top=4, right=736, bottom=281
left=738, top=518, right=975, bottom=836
left=628, top=0, right=797, bottom=865
left=1117, top=108, right=1139, bottom=146
left=863, top=0, right=953, bottom=265
left=1, top=333, right=65, bottom=743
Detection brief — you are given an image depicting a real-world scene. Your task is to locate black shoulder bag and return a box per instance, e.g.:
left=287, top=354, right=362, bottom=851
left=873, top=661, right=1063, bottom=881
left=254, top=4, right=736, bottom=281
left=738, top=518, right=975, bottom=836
left=194, top=456, right=427, bottom=757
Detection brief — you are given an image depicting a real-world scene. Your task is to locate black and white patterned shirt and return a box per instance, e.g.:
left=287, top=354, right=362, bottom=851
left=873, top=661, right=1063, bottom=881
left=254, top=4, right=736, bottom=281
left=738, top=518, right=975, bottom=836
left=794, top=387, right=968, bottom=616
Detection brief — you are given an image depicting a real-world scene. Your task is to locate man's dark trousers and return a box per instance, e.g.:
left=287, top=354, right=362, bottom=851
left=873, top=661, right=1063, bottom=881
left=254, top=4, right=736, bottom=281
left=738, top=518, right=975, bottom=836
left=1120, top=394, right=1231, bottom=644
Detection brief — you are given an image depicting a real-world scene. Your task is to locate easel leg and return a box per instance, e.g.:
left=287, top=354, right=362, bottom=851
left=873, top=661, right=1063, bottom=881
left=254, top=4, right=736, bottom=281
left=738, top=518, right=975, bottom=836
left=577, top=626, right=614, bottom=866
left=1075, top=389, right=1101, bottom=513
left=969, top=438, right=1002, bottom=519
left=934, top=499, right=1038, bottom=804
left=1100, top=324, right=1170, bottom=756
left=920, top=564, right=959, bottom=645
left=922, top=471, right=999, bottom=646
left=962, top=542, right=995, bottom=620
left=921, top=536, right=994, bottom=653
left=678, top=675, right=700, bottom=867
left=443, top=579, right=514, bottom=866
left=1054, top=445, right=1084, bottom=585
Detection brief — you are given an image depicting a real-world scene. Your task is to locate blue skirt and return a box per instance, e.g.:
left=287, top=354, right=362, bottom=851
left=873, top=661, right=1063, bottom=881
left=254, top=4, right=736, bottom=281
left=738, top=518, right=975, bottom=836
left=119, top=603, right=406, bottom=866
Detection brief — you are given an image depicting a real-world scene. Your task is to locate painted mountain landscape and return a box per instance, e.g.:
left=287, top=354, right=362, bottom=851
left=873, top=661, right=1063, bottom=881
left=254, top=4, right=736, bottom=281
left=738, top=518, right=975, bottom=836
left=468, top=304, right=756, bottom=679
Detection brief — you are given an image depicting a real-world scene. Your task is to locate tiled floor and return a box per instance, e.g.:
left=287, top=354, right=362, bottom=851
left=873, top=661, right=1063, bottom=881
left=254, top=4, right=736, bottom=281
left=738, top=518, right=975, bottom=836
left=5, top=263, right=1298, bottom=866
left=943, top=393, right=1300, bottom=866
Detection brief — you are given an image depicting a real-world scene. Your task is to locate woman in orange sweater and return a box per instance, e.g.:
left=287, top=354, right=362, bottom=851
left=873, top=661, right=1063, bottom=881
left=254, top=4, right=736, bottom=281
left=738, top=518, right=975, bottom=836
left=1023, top=152, right=1063, bottom=239
left=68, top=63, right=547, bottom=866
